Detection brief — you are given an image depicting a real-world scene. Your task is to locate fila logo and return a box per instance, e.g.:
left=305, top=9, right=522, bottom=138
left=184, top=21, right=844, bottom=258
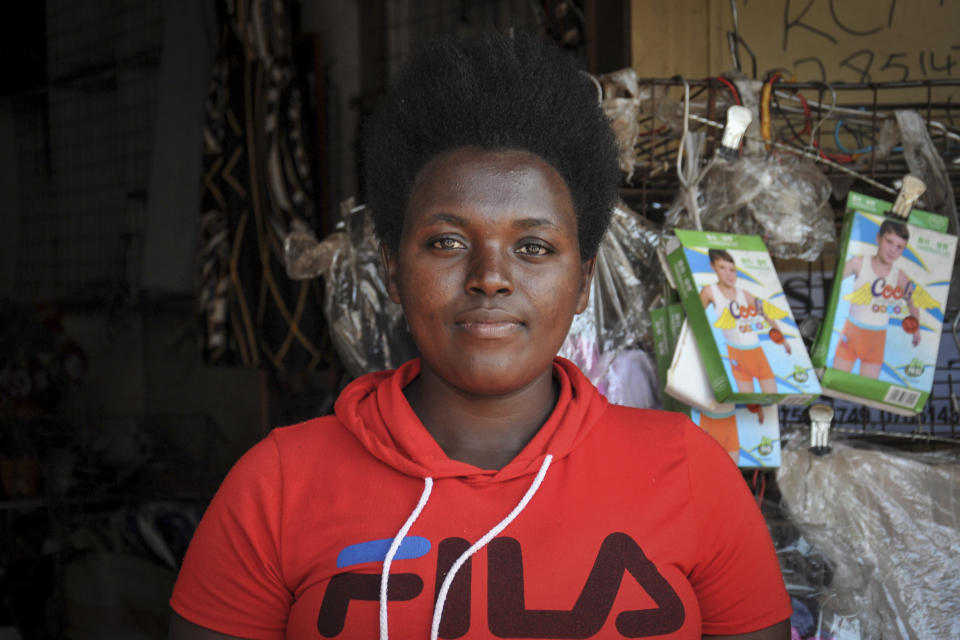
left=317, top=532, right=685, bottom=638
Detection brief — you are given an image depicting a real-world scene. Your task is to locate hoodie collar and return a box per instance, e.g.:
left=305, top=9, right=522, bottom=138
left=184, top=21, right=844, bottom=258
left=334, top=357, right=608, bottom=483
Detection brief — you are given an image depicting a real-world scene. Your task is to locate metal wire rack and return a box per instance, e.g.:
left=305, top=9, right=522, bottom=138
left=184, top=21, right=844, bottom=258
left=618, top=77, right=960, bottom=443
left=619, top=77, right=960, bottom=218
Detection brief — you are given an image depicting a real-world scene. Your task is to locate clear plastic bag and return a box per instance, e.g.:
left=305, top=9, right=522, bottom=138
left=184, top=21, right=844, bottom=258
left=599, top=70, right=733, bottom=184
left=895, top=110, right=958, bottom=233
left=660, top=95, right=835, bottom=261
left=872, top=117, right=900, bottom=162
left=775, top=435, right=960, bottom=639
left=284, top=199, right=417, bottom=377
left=666, top=150, right=835, bottom=261
left=599, top=68, right=643, bottom=183
left=698, top=155, right=835, bottom=261
left=558, top=202, right=663, bottom=406
left=895, top=109, right=960, bottom=313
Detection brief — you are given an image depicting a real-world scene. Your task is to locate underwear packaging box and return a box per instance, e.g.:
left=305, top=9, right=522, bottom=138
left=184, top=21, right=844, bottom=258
left=689, top=404, right=782, bottom=469
left=665, top=230, right=821, bottom=406
left=654, top=299, right=784, bottom=469
left=651, top=299, right=688, bottom=414
left=811, top=191, right=958, bottom=417
left=664, top=316, right=737, bottom=414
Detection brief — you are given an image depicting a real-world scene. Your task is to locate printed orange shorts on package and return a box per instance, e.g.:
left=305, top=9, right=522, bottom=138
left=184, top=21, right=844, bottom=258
left=835, top=320, right=886, bottom=366
left=698, top=413, right=739, bottom=454
left=727, top=345, right=775, bottom=384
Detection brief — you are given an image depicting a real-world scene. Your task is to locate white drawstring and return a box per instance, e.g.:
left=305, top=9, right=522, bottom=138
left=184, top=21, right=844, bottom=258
left=378, top=455, right=555, bottom=640
left=430, top=455, right=554, bottom=640
left=380, top=476, right=434, bottom=640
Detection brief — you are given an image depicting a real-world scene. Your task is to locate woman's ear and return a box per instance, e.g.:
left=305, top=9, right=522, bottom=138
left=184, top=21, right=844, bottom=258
left=380, top=243, right=402, bottom=305
left=575, top=255, right=597, bottom=314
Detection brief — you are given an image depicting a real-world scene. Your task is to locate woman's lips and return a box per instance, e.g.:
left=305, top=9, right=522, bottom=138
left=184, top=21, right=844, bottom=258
left=457, top=321, right=522, bottom=338
left=455, top=309, right=523, bottom=338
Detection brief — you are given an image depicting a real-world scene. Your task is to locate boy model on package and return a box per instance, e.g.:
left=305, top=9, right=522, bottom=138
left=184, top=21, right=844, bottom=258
left=835, top=219, right=920, bottom=379
left=700, top=249, right=791, bottom=394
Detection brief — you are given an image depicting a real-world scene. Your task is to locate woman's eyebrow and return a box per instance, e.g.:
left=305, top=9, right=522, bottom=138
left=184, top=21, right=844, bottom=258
left=512, top=217, right=559, bottom=230
left=422, top=213, right=559, bottom=231
left=425, top=212, right=469, bottom=226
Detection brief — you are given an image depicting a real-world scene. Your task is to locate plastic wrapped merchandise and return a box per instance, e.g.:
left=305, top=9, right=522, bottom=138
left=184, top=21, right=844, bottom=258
left=558, top=202, right=662, bottom=406
left=895, top=109, right=960, bottom=312
left=776, top=436, right=960, bottom=639
left=599, top=72, right=734, bottom=183
left=664, top=105, right=750, bottom=234
left=284, top=199, right=418, bottom=377
left=697, top=156, right=835, bottom=261
left=662, top=104, right=834, bottom=261
left=895, top=110, right=958, bottom=232
left=872, top=117, right=900, bottom=162
left=599, top=68, right=642, bottom=183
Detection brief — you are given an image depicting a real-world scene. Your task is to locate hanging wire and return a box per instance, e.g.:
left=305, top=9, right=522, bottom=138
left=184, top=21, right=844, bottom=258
left=775, top=90, right=960, bottom=143
left=728, top=0, right=742, bottom=73
left=713, top=75, right=742, bottom=106
left=630, top=77, right=960, bottom=198
left=675, top=76, right=692, bottom=190
left=807, top=82, right=837, bottom=149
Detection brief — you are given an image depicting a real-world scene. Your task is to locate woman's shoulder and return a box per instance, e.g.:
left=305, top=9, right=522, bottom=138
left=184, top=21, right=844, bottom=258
left=601, top=404, right=697, bottom=434
left=215, top=414, right=366, bottom=501
left=226, top=414, right=358, bottom=476
left=593, top=405, right=701, bottom=450
left=267, top=413, right=350, bottom=448
left=218, top=415, right=346, bottom=477
left=595, top=404, right=733, bottom=465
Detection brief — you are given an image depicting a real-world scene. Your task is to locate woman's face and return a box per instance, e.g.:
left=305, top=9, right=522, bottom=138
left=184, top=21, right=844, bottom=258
left=383, top=147, right=594, bottom=397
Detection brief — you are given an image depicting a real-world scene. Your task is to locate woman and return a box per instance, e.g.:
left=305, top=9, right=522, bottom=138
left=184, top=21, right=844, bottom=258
left=169, top=33, right=791, bottom=639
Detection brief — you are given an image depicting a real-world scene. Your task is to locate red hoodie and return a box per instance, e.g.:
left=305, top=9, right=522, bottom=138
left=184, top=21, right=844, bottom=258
left=171, top=358, right=790, bottom=638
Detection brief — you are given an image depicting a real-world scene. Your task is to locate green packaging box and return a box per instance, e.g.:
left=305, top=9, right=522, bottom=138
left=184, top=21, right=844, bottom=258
left=651, top=302, right=687, bottom=413
left=811, top=191, right=957, bottom=416
left=665, top=230, right=820, bottom=405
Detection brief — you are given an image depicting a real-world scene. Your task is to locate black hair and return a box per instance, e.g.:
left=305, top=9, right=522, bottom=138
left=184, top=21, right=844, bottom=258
left=878, top=218, right=909, bottom=242
left=362, top=32, right=621, bottom=259
left=708, top=249, right=735, bottom=265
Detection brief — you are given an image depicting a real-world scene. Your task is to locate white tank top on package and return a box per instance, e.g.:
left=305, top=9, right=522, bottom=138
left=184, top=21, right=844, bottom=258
left=711, top=284, right=762, bottom=347
left=848, top=258, right=902, bottom=328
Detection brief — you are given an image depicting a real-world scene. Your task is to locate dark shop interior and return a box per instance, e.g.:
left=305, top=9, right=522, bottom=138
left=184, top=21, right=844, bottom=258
left=1, top=1, right=959, bottom=638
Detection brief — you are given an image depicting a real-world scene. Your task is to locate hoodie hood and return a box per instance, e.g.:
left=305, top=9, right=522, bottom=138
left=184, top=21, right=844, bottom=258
left=334, top=357, right=609, bottom=483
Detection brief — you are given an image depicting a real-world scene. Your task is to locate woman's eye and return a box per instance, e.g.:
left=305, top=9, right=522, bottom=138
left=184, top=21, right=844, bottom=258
left=517, top=242, right=551, bottom=257
left=431, top=237, right=465, bottom=250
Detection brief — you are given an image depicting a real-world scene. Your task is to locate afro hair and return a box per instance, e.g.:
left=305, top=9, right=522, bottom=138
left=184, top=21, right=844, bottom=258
left=362, top=32, right=621, bottom=259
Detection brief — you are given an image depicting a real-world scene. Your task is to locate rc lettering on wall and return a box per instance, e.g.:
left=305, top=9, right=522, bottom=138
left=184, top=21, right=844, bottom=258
left=631, top=0, right=960, bottom=91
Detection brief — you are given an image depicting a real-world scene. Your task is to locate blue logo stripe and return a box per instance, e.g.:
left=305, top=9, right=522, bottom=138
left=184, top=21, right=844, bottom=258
left=336, top=536, right=431, bottom=568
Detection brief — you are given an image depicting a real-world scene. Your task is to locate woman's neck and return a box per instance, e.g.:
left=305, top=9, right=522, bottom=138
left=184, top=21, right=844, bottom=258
left=403, top=365, right=558, bottom=470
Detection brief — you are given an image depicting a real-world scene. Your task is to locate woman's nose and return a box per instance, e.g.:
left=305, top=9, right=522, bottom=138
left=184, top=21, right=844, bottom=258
left=465, top=245, right=513, bottom=296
